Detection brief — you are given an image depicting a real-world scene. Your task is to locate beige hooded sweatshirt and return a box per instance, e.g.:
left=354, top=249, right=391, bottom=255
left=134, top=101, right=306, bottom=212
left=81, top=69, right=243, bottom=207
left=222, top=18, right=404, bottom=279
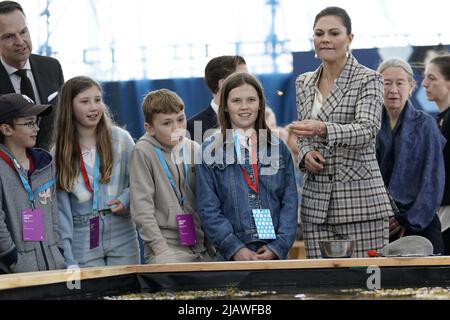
left=130, top=134, right=209, bottom=263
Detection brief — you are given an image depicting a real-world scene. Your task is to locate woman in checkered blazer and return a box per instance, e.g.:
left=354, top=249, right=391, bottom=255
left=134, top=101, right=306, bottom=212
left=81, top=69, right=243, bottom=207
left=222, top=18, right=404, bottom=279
left=290, top=7, right=396, bottom=258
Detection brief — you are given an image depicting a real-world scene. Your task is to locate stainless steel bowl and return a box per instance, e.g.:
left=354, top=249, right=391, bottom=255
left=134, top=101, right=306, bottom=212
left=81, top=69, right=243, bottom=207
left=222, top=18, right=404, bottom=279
left=319, top=240, right=355, bottom=258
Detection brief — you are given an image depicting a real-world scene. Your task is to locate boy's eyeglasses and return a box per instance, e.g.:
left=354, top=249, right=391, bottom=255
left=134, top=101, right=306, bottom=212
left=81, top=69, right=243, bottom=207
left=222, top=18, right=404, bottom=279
left=14, top=117, right=41, bottom=129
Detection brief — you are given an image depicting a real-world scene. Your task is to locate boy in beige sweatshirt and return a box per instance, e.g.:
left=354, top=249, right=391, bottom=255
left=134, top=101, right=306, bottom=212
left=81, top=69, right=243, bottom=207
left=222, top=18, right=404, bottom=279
left=130, top=89, right=212, bottom=264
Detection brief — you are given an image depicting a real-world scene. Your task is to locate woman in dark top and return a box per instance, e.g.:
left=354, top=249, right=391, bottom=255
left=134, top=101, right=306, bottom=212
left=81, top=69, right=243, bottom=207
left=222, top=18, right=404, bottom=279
left=422, top=54, right=450, bottom=254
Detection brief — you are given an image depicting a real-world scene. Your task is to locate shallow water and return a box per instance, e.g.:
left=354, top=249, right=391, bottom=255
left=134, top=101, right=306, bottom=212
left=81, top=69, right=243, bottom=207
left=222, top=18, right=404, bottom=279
left=103, top=287, right=450, bottom=300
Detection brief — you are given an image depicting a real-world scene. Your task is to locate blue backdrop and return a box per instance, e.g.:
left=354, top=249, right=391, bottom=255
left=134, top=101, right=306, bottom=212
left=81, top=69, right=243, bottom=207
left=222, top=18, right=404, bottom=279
left=102, top=45, right=449, bottom=140
left=102, top=74, right=294, bottom=140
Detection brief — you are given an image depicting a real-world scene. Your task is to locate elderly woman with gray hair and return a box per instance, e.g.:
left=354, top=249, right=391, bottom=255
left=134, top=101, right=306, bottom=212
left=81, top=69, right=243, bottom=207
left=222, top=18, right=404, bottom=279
left=376, top=57, right=445, bottom=254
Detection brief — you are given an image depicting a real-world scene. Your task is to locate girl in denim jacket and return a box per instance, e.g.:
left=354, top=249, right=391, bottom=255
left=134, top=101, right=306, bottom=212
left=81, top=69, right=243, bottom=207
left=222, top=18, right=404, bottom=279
left=196, top=72, right=298, bottom=261
left=53, top=76, right=139, bottom=268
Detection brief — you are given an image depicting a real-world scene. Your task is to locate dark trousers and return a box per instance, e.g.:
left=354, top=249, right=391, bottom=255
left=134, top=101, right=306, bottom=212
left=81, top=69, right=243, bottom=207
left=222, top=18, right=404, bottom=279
left=390, top=215, right=444, bottom=255
left=443, top=228, right=450, bottom=255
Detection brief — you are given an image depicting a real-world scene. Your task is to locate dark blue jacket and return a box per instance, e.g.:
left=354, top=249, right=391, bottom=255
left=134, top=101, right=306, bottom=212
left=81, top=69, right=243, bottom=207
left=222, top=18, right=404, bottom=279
left=377, top=102, right=446, bottom=231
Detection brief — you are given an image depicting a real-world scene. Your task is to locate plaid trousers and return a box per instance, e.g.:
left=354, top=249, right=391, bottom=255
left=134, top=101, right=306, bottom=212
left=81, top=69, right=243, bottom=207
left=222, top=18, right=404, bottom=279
left=302, top=217, right=389, bottom=259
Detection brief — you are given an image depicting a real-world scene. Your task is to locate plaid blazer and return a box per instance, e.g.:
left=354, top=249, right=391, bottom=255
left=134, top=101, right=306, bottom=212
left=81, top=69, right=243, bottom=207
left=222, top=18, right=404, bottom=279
left=296, top=55, right=396, bottom=224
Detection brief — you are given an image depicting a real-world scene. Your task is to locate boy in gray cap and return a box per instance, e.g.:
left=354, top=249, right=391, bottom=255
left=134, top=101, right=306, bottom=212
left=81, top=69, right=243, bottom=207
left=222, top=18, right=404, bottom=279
left=0, top=93, right=65, bottom=273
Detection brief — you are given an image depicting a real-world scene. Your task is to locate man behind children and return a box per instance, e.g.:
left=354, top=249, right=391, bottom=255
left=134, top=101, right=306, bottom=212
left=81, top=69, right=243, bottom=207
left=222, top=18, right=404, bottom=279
left=0, top=1, right=64, bottom=150
left=187, top=55, right=247, bottom=142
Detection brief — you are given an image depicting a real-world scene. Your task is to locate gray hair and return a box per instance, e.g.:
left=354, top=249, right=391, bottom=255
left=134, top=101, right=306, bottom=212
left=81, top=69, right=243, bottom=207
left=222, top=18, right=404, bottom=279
left=377, top=57, right=416, bottom=88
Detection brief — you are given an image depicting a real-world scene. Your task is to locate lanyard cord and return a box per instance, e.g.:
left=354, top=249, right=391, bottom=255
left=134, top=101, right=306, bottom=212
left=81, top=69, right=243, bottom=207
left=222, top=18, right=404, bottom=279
left=233, top=132, right=259, bottom=194
left=154, top=145, right=189, bottom=206
left=0, top=150, right=54, bottom=208
left=77, top=144, right=100, bottom=212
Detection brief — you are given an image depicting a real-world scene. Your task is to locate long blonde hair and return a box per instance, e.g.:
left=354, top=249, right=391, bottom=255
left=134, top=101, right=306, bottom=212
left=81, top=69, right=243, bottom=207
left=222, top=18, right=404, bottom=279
left=54, top=76, right=113, bottom=192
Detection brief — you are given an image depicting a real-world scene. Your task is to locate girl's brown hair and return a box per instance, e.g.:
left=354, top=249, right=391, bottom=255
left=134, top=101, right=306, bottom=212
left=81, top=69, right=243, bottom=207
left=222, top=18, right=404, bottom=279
left=54, top=76, right=113, bottom=192
left=218, top=72, right=270, bottom=139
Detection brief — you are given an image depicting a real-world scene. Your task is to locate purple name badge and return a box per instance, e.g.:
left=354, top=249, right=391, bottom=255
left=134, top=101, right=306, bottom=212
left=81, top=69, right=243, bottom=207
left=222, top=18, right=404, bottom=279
left=90, top=216, right=100, bottom=249
left=176, top=214, right=197, bottom=246
left=22, top=208, right=45, bottom=241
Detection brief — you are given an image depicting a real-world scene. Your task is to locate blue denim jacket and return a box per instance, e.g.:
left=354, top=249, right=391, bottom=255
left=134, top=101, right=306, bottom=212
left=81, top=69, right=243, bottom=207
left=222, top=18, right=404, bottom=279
left=196, top=132, right=298, bottom=260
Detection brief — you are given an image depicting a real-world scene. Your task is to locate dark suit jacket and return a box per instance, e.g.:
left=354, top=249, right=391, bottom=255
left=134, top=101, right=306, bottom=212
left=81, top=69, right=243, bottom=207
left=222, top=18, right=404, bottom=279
left=0, top=54, right=64, bottom=150
left=186, top=105, right=219, bottom=143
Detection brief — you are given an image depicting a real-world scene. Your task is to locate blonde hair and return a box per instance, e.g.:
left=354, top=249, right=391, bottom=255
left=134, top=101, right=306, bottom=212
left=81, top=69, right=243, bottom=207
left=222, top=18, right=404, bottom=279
left=141, top=89, right=184, bottom=124
left=54, top=76, right=113, bottom=192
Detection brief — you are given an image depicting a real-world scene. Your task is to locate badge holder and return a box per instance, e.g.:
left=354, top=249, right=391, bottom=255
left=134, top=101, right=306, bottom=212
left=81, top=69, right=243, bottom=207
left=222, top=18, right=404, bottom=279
left=252, top=208, right=276, bottom=240
left=22, top=205, right=45, bottom=241
left=176, top=213, right=197, bottom=246
left=89, top=214, right=100, bottom=249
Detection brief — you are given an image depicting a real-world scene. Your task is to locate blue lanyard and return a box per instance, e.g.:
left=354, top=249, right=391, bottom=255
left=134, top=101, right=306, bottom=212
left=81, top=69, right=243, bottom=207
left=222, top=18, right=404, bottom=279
left=233, top=132, right=243, bottom=164
left=78, top=148, right=101, bottom=212
left=154, top=145, right=189, bottom=206
left=12, top=158, right=55, bottom=209
left=233, top=131, right=254, bottom=164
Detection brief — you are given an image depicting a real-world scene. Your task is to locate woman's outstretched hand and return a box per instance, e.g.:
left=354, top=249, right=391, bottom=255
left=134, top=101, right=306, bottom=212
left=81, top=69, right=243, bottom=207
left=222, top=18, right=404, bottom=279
left=289, top=120, right=327, bottom=139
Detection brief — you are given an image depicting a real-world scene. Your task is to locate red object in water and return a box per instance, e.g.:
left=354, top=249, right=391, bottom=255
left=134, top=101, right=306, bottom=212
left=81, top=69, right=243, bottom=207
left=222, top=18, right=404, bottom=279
left=367, top=250, right=378, bottom=257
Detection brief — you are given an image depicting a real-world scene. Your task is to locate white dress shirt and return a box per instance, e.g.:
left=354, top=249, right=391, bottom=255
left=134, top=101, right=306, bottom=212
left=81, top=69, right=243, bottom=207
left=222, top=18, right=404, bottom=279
left=1, top=57, right=41, bottom=104
left=210, top=99, right=219, bottom=115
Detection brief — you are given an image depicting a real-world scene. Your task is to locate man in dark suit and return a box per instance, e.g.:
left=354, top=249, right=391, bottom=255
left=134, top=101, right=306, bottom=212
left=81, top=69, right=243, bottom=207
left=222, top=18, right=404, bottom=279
left=187, top=55, right=247, bottom=143
left=0, top=1, right=64, bottom=150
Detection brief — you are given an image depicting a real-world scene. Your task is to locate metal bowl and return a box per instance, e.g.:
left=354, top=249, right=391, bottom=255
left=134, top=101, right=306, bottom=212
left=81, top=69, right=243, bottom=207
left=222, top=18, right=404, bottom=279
left=319, top=240, right=355, bottom=258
